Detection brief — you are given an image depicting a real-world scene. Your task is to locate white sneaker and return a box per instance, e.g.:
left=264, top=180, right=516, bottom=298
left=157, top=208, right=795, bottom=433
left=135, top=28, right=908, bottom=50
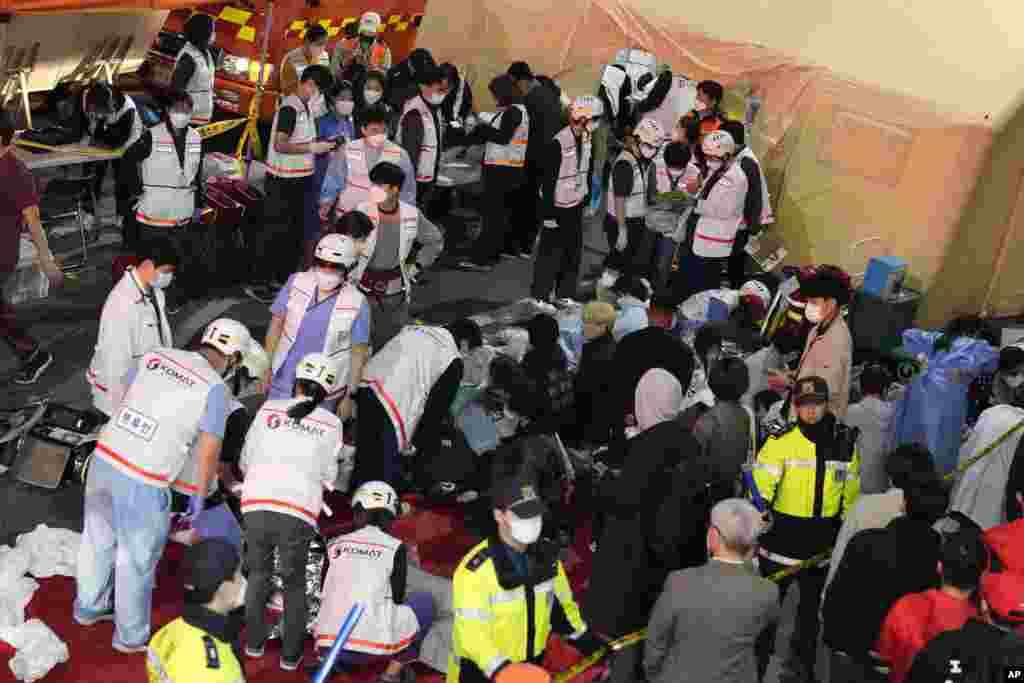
left=554, top=297, right=578, bottom=309
left=528, top=298, right=557, bottom=313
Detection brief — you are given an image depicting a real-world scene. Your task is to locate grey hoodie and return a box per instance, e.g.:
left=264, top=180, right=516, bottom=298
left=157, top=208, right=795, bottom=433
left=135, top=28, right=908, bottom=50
left=845, top=395, right=896, bottom=495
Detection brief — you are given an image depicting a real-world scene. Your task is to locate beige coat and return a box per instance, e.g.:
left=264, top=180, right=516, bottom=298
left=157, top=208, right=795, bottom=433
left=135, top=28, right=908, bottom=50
left=795, top=314, right=853, bottom=419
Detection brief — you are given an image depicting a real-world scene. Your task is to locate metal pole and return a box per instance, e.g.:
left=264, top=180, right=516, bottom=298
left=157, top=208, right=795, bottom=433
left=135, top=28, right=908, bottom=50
left=312, top=603, right=365, bottom=683
left=246, top=0, right=274, bottom=176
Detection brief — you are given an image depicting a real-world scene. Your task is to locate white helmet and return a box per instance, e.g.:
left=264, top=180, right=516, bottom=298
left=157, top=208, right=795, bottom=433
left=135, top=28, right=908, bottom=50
left=634, top=117, right=665, bottom=147
left=740, top=280, right=772, bottom=309
left=295, top=352, right=339, bottom=394
left=352, top=480, right=399, bottom=515
left=241, top=342, right=270, bottom=381
left=315, top=233, right=359, bottom=269
left=359, top=11, right=382, bottom=35
left=702, top=130, right=736, bottom=157
left=570, top=95, right=604, bottom=121
left=201, top=318, right=252, bottom=358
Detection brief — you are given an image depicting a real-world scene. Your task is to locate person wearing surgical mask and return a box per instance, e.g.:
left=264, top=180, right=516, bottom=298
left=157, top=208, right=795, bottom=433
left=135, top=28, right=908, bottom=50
left=678, top=80, right=726, bottom=155
left=991, top=346, right=1024, bottom=409
left=397, top=63, right=449, bottom=218
left=147, top=539, right=247, bottom=683
left=451, top=463, right=600, bottom=683
left=311, top=81, right=357, bottom=201
left=354, top=71, right=394, bottom=136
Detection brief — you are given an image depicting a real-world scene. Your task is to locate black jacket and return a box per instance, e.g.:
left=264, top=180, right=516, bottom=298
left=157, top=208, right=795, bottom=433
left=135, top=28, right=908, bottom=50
left=573, top=332, right=617, bottom=445
left=907, top=618, right=1024, bottom=683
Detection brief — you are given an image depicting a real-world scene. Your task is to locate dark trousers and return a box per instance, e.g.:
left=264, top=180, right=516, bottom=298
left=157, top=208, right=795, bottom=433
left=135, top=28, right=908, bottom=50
left=531, top=204, right=583, bottom=300
left=602, top=214, right=654, bottom=280
left=351, top=388, right=402, bottom=491
left=473, top=178, right=525, bottom=265
left=672, top=247, right=726, bottom=304
left=757, top=559, right=828, bottom=682
left=87, top=159, right=139, bottom=223
left=508, top=169, right=542, bottom=254
left=244, top=510, right=314, bottom=662
left=0, top=273, right=38, bottom=362
left=417, top=181, right=443, bottom=222
left=253, top=174, right=310, bottom=286
left=728, top=229, right=750, bottom=288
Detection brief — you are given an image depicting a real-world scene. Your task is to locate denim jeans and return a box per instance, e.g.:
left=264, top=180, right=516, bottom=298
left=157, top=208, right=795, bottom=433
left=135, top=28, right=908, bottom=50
left=74, top=455, right=172, bottom=648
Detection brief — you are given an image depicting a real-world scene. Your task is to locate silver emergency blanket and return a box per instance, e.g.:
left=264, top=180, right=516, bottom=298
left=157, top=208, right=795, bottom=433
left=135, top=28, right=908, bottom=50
left=265, top=533, right=328, bottom=639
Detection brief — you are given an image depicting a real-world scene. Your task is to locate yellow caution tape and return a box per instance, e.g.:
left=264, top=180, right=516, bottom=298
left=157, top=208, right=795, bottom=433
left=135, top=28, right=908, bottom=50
left=218, top=6, right=252, bottom=25
left=237, top=25, right=256, bottom=42
left=553, top=631, right=647, bottom=683
left=15, top=138, right=124, bottom=158
left=197, top=118, right=249, bottom=140
left=944, top=418, right=1024, bottom=482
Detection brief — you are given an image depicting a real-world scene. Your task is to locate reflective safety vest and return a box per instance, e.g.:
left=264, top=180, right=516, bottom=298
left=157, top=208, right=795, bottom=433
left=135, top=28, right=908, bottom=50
left=266, top=94, right=315, bottom=178
left=448, top=538, right=587, bottom=683
left=316, top=525, right=419, bottom=654
left=334, top=38, right=391, bottom=70
left=692, top=161, right=748, bottom=259
left=86, top=93, right=144, bottom=147
left=147, top=617, right=244, bottom=683
left=96, top=348, right=224, bottom=489
left=175, top=42, right=215, bottom=125
left=334, top=139, right=405, bottom=217
left=239, top=397, right=342, bottom=527
left=484, top=104, right=529, bottom=169
left=397, top=96, right=441, bottom=183
left=171, top=399, right=243, bottom=497
left=607, top=151, right=648, bottom=220
left=352, top=200, right=420, bottom=303
left=272, top=270, right=366, bottom=400
left=736, top=146, right=775, bottom=226
left=135, top=123, right=201, bottom=228
left=552, top=126, right=591, bottom=209
left=283, top=46, right=330, bottom=81
left=361, top=325, right=459, bottom=449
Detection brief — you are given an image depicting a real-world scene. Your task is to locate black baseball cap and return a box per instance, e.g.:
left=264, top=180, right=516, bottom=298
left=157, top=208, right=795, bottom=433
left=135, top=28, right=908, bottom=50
left=507, top=62, right=534, bottom=81
left=183, top=538, right=240, bottom=604
left=492, top=474, right=546, bottom=518
left=793, top=376, right=829, bottom=406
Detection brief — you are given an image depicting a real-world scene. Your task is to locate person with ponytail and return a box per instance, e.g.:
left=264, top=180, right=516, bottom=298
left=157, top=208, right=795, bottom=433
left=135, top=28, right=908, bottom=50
left=238, top=352, right=344, bottom=672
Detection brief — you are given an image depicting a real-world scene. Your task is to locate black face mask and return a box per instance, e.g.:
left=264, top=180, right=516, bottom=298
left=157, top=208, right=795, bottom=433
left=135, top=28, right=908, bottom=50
left=797, top=411, right=835, bottom=444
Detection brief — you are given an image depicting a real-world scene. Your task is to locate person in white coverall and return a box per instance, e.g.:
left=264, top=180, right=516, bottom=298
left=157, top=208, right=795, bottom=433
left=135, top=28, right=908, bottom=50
left=75, top=318, right=250, bottom=654
left=239, top=352, right=343, bottom=671
left=87, top=236, right=178, bottom=419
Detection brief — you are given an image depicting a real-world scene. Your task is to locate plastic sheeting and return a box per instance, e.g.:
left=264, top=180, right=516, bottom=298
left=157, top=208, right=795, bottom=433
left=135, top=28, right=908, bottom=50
left=889, top=330, right=1000, bottom=473
left=14, top=524, right=81, bottom=579
left=1, top=620, right=69, bottom=683
left=417, top=0, right=1006, bottom=326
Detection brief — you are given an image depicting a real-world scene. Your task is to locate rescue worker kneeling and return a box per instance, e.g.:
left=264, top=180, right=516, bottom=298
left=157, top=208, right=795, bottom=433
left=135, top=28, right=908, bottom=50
left=147, top=539, right=246, bottom=683
left=239, top=352, right=344, bottom=671
left=450, top=466, right=602, bottom=683
left=751, top=375, right=861, bottom=682
left=316, top=481, right=437, bottom=683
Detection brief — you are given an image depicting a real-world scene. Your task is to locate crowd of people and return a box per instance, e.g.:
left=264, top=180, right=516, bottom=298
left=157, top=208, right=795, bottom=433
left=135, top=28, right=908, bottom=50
left=1, top=10, right=1024, bottom=683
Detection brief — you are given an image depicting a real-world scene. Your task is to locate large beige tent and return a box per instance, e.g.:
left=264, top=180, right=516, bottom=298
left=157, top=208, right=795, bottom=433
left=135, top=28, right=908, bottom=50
left=418, top=0, right=1024, bottom=327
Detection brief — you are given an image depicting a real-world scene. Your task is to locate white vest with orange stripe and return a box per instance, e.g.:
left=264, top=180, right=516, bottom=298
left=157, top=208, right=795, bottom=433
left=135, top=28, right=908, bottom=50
left=361, top=325, right=459, bottom=449
left=693, top=161, right=748, bottom=258
left=553, top=126, right=591, bottom=209
left=171, top=398, right=243, bottom=497
left=334, top=139, right=405, bottom=217
left=607, top=150, right=648, bottom=220
left=316, top=524, right=418, bottom=654
left=135, top=123, right=201, bottom=227
left=397, top=96, right=441, bottom=183
left=175, top=42, right=214, bottom=125
left=239, top=398, right=343, bottom=527
left=96, top=348, right=224, bottom=489
left=272, top=271, right=366, bottom=401
left=266, top=94, right=315, bottom=178
left=352, top=200, right=420, bottom=303
left=484, top=104, right=529, bottom=169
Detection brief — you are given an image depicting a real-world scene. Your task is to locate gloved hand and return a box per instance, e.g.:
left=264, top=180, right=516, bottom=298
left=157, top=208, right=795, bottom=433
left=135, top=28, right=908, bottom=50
left=570, top=630, right=607, bottom=657
left=615, top=227, right=628, bottom=252
left=187, top=494, right=204, bottom=520
left=543, top=219, right=558, bottom=229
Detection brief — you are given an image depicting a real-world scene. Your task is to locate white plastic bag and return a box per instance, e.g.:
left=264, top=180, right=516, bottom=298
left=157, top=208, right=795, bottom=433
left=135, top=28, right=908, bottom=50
left=15, top=525, right=82, bottom=578
left=2, top=620, right=69, bottom=682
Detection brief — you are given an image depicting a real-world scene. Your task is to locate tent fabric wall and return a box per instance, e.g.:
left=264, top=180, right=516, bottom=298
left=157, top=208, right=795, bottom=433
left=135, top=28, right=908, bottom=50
left=418, top=0, right=1015, bottom=327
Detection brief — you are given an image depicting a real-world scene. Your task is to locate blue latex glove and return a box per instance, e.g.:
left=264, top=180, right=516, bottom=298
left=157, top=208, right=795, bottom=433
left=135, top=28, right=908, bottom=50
left=187, top=494, right=204, bottom=520
left=192, top=207, right=204, bottom=223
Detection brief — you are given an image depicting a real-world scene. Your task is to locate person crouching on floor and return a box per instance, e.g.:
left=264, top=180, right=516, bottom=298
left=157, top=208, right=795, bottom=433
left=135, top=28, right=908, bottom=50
left=316, top=481, right=436, bottom=683
left=147, top=539, right=247, bottom=683
left=239, top=352, right=343, bottom=671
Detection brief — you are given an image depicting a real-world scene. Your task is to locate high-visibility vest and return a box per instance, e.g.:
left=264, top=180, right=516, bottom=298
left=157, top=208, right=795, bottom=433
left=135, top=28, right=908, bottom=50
left=334, top=138, right=404, bottom=217
left=283, top=45, right=330, bottom=80
left=147, top=617, right=244, bottom=683
left=266, top=94, right=315, bottom=178
left=135, top=123, right=201, bottom=227
left=334, top=38, right=391, bottom=70
left=606, top=151, right=648, bottom=219
left=691, top=161, right=747, bottom=258
left=95, top=348, right=223, bottom=489
left=271, top=270, right=366, bottom=400
left=86, top=93, right=144, bottom=147
left=484, top=104, right=529, bottom=169
left=397, top=96, right=441, bottom=183
left=352, top=200, right=420, bottom=303
left=175, top=42, right=215, bottom=125
left=552, top=126, right=590, bottom=209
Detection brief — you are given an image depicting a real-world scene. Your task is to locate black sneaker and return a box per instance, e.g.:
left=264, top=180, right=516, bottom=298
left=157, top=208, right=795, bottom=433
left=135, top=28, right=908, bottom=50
left=14, top=350, right=53, bottom=385
left=518, top=249, right=533, bottom=260
left=457, top=260, right=493, bottom=272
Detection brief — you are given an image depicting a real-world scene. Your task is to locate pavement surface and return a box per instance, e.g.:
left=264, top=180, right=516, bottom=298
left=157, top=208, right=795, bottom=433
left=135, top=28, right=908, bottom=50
left=0, top=182, right=612, bottom=547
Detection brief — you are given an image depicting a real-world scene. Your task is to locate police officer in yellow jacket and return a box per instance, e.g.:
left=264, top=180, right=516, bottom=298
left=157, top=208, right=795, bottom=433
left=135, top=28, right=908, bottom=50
left=147, top=539, right=246, bottom=683
left=751, top=375, right=860, bottom=682
left=450, top=470, right=601, bottom=683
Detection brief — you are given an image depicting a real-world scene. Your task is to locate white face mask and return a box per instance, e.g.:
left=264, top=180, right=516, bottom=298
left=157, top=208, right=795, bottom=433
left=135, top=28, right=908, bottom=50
left=233, top=574, right=247, bottom=609
left=315, top=268, right=343, bottom=292
left=152, top=271, right=174, bottom=290
left=369, top=184, right=389, bottom=204
left=694, top=100, right=708, bottom=113
left=640, top=143, right=658, bottom=159
left=426, top=92, right=446, bottom=106
left=365, top=133, right=387, bottom=148
left=364, top=90, right=383, bottom=105
left=169, top=112, right=190, bottom=129
left=507, top=511, right=543, bottom=545
left=706, top=158, right=724, bottom=172
left=1005, top=374, right=1024, bottom=389
left=336, top=101, right=354, bottom=116
left=804, top=303, right=823, bottom=324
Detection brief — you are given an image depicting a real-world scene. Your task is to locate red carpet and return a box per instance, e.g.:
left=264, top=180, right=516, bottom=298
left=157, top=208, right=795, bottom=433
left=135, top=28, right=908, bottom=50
left=0, top=495, right=597, bottom=683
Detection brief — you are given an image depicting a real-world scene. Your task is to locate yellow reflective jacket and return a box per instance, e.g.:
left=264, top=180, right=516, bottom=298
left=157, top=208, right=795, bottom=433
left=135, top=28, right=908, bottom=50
left=448, top=538, right=587, bottom=683
left=147, top=617, right=245, bottom=683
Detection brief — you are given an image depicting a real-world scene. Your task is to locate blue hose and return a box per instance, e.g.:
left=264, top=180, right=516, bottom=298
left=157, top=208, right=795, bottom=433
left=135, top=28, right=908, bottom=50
left=311, top=603, right=366, bottom=683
